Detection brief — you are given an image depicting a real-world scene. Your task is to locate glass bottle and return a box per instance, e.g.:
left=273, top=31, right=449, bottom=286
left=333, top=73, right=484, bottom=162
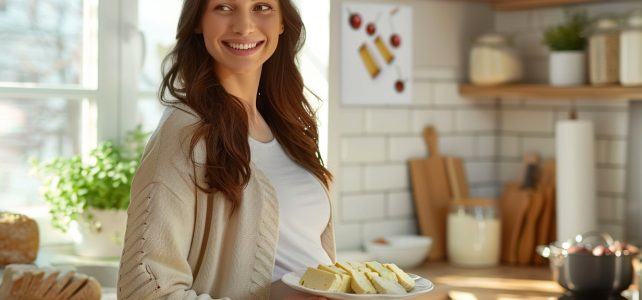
left=447, top=199, right=501, bottom=268
left=469, top=33, right=523, bottom=86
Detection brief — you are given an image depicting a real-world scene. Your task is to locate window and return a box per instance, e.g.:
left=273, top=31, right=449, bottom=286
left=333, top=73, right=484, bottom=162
left=1, top=0, right=331, bottom=245
left=0, top=0, right=98, bottom=213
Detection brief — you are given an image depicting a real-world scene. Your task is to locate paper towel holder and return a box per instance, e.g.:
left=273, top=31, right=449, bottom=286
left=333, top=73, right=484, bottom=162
left=569, top=100, right=577, bottom=120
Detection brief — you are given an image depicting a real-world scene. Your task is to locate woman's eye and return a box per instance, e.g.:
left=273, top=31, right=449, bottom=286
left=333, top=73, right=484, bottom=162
left=215, top=5, right=232, bottom=11
left=254, top=5, right=272, bottom=11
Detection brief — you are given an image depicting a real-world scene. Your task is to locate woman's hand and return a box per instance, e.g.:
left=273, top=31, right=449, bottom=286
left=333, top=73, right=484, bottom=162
left=283, top=295, right=327, bottom=300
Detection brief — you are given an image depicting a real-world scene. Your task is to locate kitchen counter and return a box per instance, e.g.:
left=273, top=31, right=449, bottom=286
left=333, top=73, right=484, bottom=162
left=406, top=262, right=638, bottom=300
left=2, top=253, right=638, bottom=300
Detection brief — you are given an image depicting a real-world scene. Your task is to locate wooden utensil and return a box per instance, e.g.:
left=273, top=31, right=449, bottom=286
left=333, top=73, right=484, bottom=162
left=409, top=127, right=452, bottom=261
left=445, top=157, right=470, bottom=200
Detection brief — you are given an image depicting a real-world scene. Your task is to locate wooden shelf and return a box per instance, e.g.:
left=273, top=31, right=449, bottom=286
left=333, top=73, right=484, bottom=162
left=455, top=0, right=617, bottom=11
left=459, top=84, right=642, bottom=100
left=491, top=0, right=605, bottom=11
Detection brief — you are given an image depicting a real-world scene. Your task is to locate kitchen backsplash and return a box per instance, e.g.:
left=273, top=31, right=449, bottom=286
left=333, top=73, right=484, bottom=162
left=329, top=0, right=640, bottom=251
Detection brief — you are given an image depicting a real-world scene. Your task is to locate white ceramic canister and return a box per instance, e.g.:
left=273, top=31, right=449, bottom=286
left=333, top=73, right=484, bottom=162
left=620, top=9, right=642, bottom=86
left=469, top=33, right=523, bottom=86
left=447, top=199, right=501, bottom=268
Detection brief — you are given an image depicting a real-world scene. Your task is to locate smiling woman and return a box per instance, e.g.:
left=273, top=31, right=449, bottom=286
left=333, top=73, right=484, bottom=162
left=197, top=0, right=283, bottom=74
left=117, top=0, right=333, bottom=299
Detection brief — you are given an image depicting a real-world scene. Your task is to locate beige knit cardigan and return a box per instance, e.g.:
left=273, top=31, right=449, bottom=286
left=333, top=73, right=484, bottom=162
left=116, top=103, right=337, bottom=300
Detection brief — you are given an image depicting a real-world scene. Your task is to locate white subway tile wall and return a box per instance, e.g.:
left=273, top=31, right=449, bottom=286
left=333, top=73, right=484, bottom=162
left=365, top=109, right=411, bottom=133
left=341, top=137, right=386, bottom=163
left=363, top=164, right=409, bottom=191
left=488, top=0, right=641, bottom=242
left=330, top=0, right=639, bottom=251
left=341, top=194, right=386, bottom=221
left=387, top=192, right=415, bottom=218
left=340, top=166, right=362, bottom=192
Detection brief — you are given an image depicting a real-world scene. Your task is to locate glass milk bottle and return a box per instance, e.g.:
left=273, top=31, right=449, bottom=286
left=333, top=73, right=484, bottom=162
left=447, top=199, right=501, bottom=268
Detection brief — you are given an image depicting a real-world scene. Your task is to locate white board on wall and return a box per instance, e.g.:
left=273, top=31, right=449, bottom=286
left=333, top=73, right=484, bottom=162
left=341, top=2, right=413, bottom=105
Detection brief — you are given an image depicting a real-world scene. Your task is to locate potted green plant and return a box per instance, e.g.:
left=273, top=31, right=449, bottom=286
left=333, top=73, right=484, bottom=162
left=542, top=11, right=590, bottom=86
left=31, top=126, right=149, bottom=258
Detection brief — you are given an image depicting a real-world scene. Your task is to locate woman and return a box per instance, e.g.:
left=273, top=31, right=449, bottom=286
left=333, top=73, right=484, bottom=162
left=117, top=0, right=334, bottom=299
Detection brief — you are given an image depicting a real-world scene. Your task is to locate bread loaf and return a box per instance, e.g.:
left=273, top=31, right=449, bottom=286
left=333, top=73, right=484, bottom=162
left=0, top=264, right=102, bottom=300
left=0, top=212, right=39, bottom=265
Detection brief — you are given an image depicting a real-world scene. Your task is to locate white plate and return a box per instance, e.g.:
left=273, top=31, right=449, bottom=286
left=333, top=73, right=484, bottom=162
left=281, top=270, right=434, bottom=300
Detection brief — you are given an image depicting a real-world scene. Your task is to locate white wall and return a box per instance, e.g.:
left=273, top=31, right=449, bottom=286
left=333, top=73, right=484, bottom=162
left=328, top=0, right=641, bottom=251
left=328, top=0, right=495, bottom=250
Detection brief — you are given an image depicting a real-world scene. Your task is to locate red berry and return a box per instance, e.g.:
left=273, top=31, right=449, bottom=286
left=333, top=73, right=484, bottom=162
left=350, top=14, right=362, bottom=29
left=367, top=23, right=376, bottom=35
left=391, top=34, right=401, bottom=47
left=395, top=81, right=404, bottom=92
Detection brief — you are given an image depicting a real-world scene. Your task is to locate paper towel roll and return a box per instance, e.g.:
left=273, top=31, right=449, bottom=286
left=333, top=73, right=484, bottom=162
left=556, top=120, right=598, bottom=242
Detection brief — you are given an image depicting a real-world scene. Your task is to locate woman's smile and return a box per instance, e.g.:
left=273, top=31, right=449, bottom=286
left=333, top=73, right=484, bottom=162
left=222, top=39, right=265, bottom=56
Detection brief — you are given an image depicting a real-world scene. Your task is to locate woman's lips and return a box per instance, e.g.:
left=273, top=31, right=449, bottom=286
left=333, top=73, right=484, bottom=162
left=223, top=41, right=265, bottom=56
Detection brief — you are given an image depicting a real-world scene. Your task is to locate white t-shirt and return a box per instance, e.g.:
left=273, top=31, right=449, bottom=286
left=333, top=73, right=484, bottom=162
left=248, top=136, right=333, bottom=282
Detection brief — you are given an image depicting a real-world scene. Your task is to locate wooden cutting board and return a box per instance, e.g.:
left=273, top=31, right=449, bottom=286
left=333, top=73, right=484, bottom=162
left=517, top=188, right=545, bottom=265
left=409, top=127, right=451, bottom=261
left=500, top=154, right=539, bottom=264
left=533, top=160, right=557, bottom=265
left=500, top=182, right=522, bottom=264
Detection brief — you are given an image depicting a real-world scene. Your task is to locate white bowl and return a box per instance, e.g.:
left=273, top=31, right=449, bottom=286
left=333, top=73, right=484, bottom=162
left=364, top=235, right=432, bottom=270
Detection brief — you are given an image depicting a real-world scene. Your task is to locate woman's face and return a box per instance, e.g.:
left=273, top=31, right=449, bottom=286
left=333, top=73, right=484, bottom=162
left=196, top=0, right=284, bottom=75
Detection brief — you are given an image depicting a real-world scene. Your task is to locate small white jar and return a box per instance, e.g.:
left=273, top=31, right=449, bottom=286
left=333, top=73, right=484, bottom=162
left=620, top=9, right=642, bottom=86
left=447, top=199, right=501, bottom=268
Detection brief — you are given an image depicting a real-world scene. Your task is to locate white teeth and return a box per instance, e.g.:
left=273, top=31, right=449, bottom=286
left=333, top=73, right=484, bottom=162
left=228, top=42, right=258, bottom=50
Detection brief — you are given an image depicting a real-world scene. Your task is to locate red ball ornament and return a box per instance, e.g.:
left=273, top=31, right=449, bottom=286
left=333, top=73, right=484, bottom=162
left=391, top=34, right=401, bottom=47
left=366, top=23, right=376, bottom=35
left=395, top=80, right=404, bottom=92
left=350, top=14, right=362, bottom=29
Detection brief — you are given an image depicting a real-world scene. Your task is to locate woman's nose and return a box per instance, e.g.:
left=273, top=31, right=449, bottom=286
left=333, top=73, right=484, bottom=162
left=232, top=10, right=255, bottom=36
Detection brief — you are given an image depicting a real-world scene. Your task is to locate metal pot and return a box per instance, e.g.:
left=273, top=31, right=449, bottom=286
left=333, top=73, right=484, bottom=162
left=536, top=231, right=635, bottom=297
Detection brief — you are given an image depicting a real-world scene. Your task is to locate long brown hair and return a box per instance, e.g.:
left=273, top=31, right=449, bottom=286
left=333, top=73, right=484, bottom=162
left=159, top=0, right=332, bottom=212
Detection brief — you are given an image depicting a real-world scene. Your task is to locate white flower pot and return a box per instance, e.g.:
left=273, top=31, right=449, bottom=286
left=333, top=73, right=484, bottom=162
left=549, top=51, right=587, bottom=86
left=70, top=208, right=127, bottom=258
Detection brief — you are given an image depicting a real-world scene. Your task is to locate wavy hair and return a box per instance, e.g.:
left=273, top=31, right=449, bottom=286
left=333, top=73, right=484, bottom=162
left=159, top=0, right=332, bottom=213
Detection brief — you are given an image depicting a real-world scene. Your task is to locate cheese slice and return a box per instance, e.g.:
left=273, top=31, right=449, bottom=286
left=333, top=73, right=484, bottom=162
left=299, top=267, right=342, bottom=292
left=364, top=272, right=380, bottom=281
left=335, top=262, right=355, bottom=273
left=366, top=261, right=398, bottom=283
left=337, top=274, right=353, bottom=293
left=318, top=264, right=348, bottom=276
left=384, top=263, right=415, bottom=291
left=348, top=270, right=377, bottom=294
left=371, top=276, right=408, bottom=295
left=348, top=261, right=366, bottom=269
